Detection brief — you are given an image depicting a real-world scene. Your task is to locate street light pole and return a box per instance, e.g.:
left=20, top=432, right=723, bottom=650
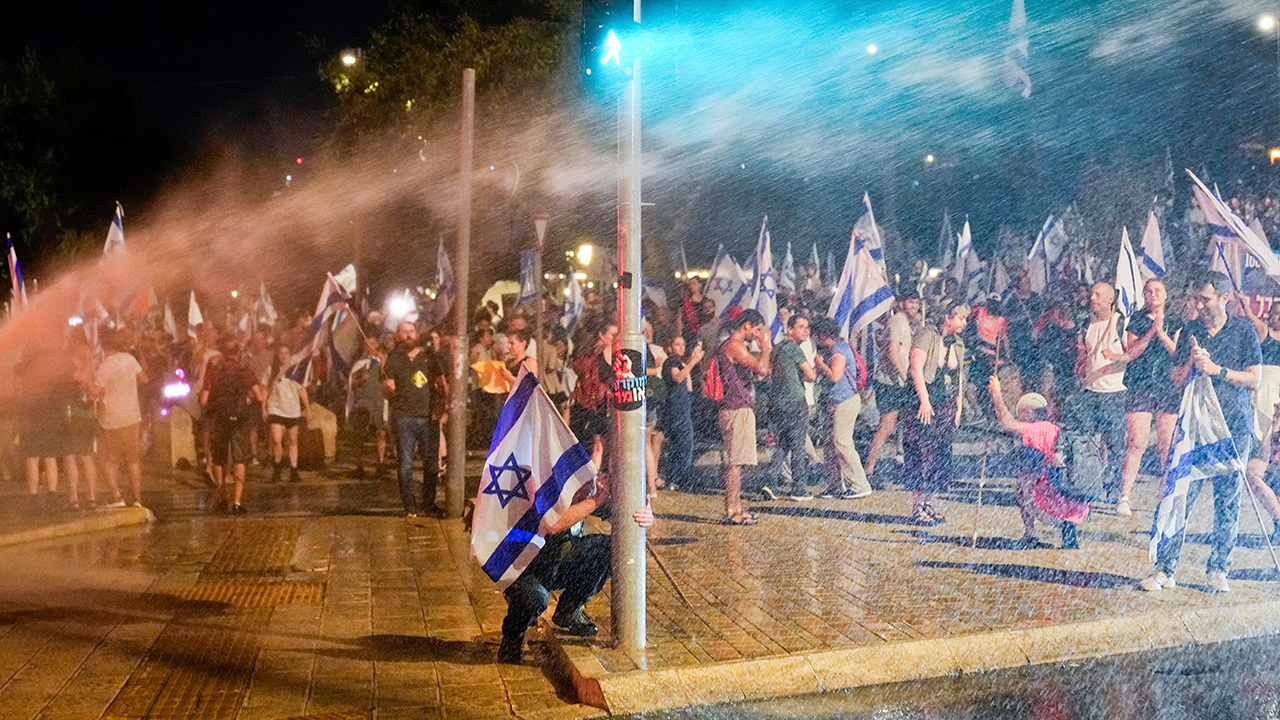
left=533, top=214, right=549, bottom=353
left=446, top=68, right=475, bottom=520
left=610, top=0, right=646, bottom=654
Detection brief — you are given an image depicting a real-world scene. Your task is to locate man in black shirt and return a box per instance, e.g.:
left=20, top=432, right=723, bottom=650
left=382, top=321, right=445, bottom=517
left=1141, top=271, right=1261, bottom=595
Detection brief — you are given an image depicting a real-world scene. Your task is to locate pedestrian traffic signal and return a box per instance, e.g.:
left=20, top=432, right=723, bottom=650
left=581, top=0, right=640, bottom=89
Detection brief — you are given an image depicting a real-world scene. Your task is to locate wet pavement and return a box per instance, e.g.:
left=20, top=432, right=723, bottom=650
left=1, top=438, right=1280, bottom=719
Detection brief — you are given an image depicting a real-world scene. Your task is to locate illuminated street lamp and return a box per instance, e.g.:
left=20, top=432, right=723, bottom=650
left=576, top=243, right=594, bottom=267
left=340, top=49, right=360, bottom=66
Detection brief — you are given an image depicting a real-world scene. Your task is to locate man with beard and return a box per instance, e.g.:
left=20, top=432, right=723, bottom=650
left=1140, top=271, right=1260, bottom=594
left=383, top=321, right=446, bottom=518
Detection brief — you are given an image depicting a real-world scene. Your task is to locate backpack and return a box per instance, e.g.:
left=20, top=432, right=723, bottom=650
left=1047, top=427, right=1107, bottom=502
left=206, top=365, right=258, bottom=424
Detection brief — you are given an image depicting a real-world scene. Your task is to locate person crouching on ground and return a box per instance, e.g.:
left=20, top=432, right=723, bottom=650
left=498, top=461, right=654, bottom=665
left=988, top=376, right=1089, bottom=549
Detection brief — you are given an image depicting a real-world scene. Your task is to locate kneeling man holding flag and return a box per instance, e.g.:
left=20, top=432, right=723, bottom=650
left=472, top=369, right=653, bottom=664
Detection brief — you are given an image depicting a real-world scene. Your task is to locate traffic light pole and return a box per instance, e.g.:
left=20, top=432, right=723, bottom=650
left=610, top=43, right=646, bottom=653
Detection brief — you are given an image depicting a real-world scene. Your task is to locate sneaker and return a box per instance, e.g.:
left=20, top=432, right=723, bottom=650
left=1115, top=498, right=1132, bottom=517
left=1015, top=536, right=1054, bottom=550
left=817, top=488, right=838, bottom=499
left=922, top=503, right=946, bottom=524
left=1206, top=571, right=1230, bottom=593
left=551, top=607, right=599, bottom=637
left=231, top=504, right=247, bottom=515
left=288, top=467, right=301, bottom=483
left=909, top=505, right=940, bottom=526
left=760, top=486, right=780, bottom=501
left=103, top=499, right=127, bottom=509
left=789, top=490, right=815, bottom=501
left=844, top=488, right=874, bottom=500
left=1138, top=571, right=1176, bottom=592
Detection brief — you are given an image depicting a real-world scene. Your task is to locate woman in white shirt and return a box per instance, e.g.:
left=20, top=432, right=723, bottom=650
left=263, top=345, right=309, bottom=483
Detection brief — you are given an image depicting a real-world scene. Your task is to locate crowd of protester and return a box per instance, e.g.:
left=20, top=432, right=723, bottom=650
left=8, top=245, right=1280, bottom=596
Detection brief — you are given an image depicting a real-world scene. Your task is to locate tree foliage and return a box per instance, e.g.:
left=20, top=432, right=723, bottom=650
left=319, top=2, right=576, bottom=139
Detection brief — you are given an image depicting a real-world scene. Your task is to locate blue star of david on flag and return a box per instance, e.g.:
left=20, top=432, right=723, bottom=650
left=484, top=453, right=532, bottom=508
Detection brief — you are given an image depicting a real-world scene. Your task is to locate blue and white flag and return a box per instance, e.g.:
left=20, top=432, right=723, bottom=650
left=780, top=242, right=797, bottom=295
left=562, top=273, right=584, bottom=332
left=163, top=301, right=178, bottom=339
left=853, top=193, right=885, bottom=275
left=437, top=242, right=456, bottom=322
left=707, top=244, right=747, bottom=316
left=1138, top=210, right=1166, bottom=281
left=1003, top=0, right=1032, bottom=98
left=828, top=224, right=893, bottom=340
left=678, top=242, right=689, bottom=279
left=641, top=276, right=667, bottom=309
left=7, top=234, right=26, bottom=308
left=472, top=369, right=598, bottom=589
left=289, top=271, right=353, bottom=382
left=1027, top=213, right=1068, bottom=295
left=810, top=243, right=822, bottom=287
left=1149, top=371, right=1245, bottom=562
left=1115, top=227, right=1143, bottom=321
left=747, top=216, right=782, bottom=340
left=519, top=249, right=538, bottom=306
left=103, top=202, right=126, bottom=256
left=953, top=220, right=983, bottom=300
left=991, top=259, right=1011, bottom=300
left=1189, top=169, right=1280, bottom=279
left=254, top=281, right=279, bottom=327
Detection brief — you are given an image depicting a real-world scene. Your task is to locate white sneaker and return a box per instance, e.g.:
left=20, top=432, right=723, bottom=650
left=1206, top=571, right=1230, bottom=593
left=1115, top=498, right=1132, bottom=517
left=1138, top=571, right=1176, bottom=592
left=103, top=499, right=127, bottom=509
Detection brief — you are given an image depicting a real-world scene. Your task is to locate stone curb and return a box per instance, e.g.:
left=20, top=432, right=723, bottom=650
left=0, top=506, right=155, bottom=548
left=545, top=599, right=1280, bottom=715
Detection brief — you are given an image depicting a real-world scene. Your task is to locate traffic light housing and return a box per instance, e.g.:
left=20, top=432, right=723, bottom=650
left=581, top=0, right=640, bottom=89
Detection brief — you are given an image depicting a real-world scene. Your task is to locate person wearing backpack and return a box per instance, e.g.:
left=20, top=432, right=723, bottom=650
left=988, top=376, right=1090, bottom=549
left=200, top=339, right=266, bottom=514
left=811, top=316, right=872, bottom=501
left=903, top=300, right=970, bottom=526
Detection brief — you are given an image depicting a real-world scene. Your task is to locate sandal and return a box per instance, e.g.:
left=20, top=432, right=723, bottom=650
left=719, top=512, right=757, bottom=526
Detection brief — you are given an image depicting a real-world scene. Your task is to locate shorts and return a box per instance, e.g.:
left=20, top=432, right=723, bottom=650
left=266, top=414, right=304, bottom=429
left=98, top=424, right=141, bottom=465
left=718, top=408, right=757, bottom=466
left=210, top=419, right=252, bottom=467
left=1125, top=389, right=1181, bottom=415
left=873, top=382, right=914, bottom=414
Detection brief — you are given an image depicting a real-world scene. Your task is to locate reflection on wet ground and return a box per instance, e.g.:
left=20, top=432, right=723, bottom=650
left=627, top=636, right=1280, bottom=720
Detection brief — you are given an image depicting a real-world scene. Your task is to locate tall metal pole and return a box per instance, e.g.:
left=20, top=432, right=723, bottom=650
left=533, top=214, right=549, bottom=354
left=446, top=68, right=475, bottom=519
left=610, top=0, right=646, bottom=652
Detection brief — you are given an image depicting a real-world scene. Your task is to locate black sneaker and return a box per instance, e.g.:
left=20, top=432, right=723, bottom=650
left=551, top=607, right=599, bottom=637
left=288, top=467, right=301, bottom=483
left=922, top=504, right=946, bottom=524
left=231, top=504, right=248, bottom=515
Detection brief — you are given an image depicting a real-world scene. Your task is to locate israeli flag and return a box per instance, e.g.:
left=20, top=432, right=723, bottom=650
left=853, top=193, right=885, bottom=275
left=1138, top=210, right=1166, bottom=280
left=562, top=273, right=584, bottom=332
left=103, top=202, right=126, bottom=256
left=707, top=244, right=747, bottom=316
left=1149, top=371, right=1245, bottom=562
left=519, top=250, right=538, bottom=306
left=953, top=220, right=983, bottom=300
left=1188, top=169, right=1280, bottom=279
left=1003, top=0, right=1032, bottom=98
left=828, top=224, right=893, bottom=340
left=472, top=369, right=598, bottom=589
left=437, top=243, right=456, bottom=321
left=289, top=271, right=352, bottom=382
left=780, top=242, right=797, bottom=294
left=7, top=234, right=26, bottom=308
left=1027, top=213, right=1068, bottom=295
left=747, top=217, right=782, bottom=340
left=254, top=281, right=279, bottom=327
left=810, top=243, right=822, bottom=287
left=1115, top=227, right=1143, bottom=320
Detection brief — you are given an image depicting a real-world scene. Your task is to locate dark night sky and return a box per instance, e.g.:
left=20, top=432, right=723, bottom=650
left=0, top=1, right=391, bottom=146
